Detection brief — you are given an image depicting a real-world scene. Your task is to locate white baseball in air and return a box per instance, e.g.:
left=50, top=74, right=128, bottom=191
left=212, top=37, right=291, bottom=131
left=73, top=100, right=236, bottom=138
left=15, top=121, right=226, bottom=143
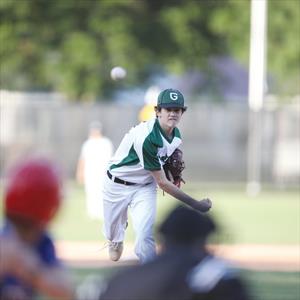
left=110, top=66, right=127, bottom=80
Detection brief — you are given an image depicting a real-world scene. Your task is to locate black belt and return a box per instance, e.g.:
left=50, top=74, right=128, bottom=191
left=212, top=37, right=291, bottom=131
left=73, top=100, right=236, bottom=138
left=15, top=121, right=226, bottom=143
left=107, top=170, right=137, bottom=186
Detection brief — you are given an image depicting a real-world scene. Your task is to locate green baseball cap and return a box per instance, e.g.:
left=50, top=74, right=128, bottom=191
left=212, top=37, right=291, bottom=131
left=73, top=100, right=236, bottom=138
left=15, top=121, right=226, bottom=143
left=157, top=89, right=187, bottom=109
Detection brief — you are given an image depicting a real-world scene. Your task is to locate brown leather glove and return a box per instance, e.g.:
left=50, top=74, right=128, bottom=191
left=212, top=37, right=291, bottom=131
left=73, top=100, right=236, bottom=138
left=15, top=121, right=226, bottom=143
left=163, top=148, right=186, bottom=188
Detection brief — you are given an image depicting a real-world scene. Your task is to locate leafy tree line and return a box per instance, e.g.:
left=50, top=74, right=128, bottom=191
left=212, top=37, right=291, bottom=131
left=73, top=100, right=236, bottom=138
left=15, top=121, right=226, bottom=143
left=0, top=0, right=299, bottom=101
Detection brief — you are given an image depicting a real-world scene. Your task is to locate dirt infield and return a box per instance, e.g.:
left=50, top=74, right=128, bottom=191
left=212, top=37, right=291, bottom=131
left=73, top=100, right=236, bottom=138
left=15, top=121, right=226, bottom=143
left=56, top=241, right=300, bottom=271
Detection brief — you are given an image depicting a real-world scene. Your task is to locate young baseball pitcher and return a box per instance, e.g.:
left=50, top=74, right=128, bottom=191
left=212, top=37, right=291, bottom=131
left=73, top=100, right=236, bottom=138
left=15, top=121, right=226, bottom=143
left=102, top=88, right=212, bottom=263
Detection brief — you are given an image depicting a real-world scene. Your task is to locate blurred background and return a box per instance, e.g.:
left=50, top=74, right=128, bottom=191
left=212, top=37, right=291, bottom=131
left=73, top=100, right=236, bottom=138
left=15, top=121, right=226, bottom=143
left=0, top=0, right=299, bottom=187
left=0, top=1, right=299, bottom=299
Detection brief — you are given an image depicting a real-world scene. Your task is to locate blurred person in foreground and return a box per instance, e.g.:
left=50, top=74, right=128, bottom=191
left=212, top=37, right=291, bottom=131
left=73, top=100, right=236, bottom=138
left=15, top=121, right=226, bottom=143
left=99, top=205, right=251, bottom=300
left=0, top=157, right=75, bottom=300
left=76, top=121, right=114, bottom=220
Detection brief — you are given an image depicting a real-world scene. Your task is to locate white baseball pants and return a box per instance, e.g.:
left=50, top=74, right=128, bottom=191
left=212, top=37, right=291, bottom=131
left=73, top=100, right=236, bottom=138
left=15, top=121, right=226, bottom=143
left=102, top=175, right=157, bottom=263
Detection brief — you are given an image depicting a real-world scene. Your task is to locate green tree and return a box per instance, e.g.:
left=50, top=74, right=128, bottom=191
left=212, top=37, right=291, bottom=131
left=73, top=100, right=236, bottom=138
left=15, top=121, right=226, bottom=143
left=267, top=0, right=300, bottom=95
left=209, top=0, right=300, bottom=96
left=0, top=0, right=299, bottom=100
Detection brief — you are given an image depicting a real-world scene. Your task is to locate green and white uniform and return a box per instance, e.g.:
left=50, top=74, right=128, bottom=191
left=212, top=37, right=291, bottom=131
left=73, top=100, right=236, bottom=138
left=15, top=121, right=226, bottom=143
left=110, top=118, right=182, bottom=183
left=103, top=118, right=182, bottom=262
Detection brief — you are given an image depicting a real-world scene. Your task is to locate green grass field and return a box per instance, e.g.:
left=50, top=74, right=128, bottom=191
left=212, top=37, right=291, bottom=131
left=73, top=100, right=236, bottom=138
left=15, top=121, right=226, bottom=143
left=2, top=182, right=298, bottom=244
left=48, top=182, right=300, bottom=245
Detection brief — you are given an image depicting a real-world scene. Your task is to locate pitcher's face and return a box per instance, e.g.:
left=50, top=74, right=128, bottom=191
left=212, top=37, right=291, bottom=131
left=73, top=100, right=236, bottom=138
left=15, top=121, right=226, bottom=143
left=157, top=108, right=183, bottom=130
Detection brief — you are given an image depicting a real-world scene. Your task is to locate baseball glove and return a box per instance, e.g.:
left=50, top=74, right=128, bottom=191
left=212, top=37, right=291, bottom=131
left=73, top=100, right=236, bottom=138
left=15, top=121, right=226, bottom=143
left=163, top=148, right=186, bottom=188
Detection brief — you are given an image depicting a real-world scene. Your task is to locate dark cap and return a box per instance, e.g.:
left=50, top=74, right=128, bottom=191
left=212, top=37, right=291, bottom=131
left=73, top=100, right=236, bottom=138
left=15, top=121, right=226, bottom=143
left=157, top=89, right=187, bottom=109
left=158, top=205, right=216, bottom=244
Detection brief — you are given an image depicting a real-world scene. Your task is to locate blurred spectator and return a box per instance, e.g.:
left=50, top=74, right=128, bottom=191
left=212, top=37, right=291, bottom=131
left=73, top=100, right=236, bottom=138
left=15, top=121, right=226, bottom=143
left=138, top=86, right=160, bottom=122
left=0, top=157, right=75, bottom=300
left=76, top=121, right=114, bottom=220
left=99, top=205, right=251, bottom=300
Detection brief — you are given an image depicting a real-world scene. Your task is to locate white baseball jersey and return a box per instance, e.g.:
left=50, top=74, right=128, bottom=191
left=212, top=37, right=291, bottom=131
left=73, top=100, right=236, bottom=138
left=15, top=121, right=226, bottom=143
left=108, top=118, right=182, bottom=184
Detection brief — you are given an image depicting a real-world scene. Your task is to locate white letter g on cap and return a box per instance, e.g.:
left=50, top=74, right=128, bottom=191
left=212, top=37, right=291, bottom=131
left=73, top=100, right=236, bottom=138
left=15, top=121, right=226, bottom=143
left=170, top=92, right=178, bottom=100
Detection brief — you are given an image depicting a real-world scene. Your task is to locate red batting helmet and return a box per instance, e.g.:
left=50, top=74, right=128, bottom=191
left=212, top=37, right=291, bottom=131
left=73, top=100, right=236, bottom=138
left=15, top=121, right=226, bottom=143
left=4, top=158, right=62, bottom=226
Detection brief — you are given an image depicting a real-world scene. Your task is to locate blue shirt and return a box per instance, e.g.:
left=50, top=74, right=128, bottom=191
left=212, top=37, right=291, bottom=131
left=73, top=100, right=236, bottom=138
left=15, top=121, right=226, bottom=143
left=0, top=222, right=60, bottom=298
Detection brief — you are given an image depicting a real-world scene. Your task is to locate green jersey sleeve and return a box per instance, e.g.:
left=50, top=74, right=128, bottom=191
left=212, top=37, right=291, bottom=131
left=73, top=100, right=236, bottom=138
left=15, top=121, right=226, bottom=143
left=142, top=137, right=161, bottom=171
